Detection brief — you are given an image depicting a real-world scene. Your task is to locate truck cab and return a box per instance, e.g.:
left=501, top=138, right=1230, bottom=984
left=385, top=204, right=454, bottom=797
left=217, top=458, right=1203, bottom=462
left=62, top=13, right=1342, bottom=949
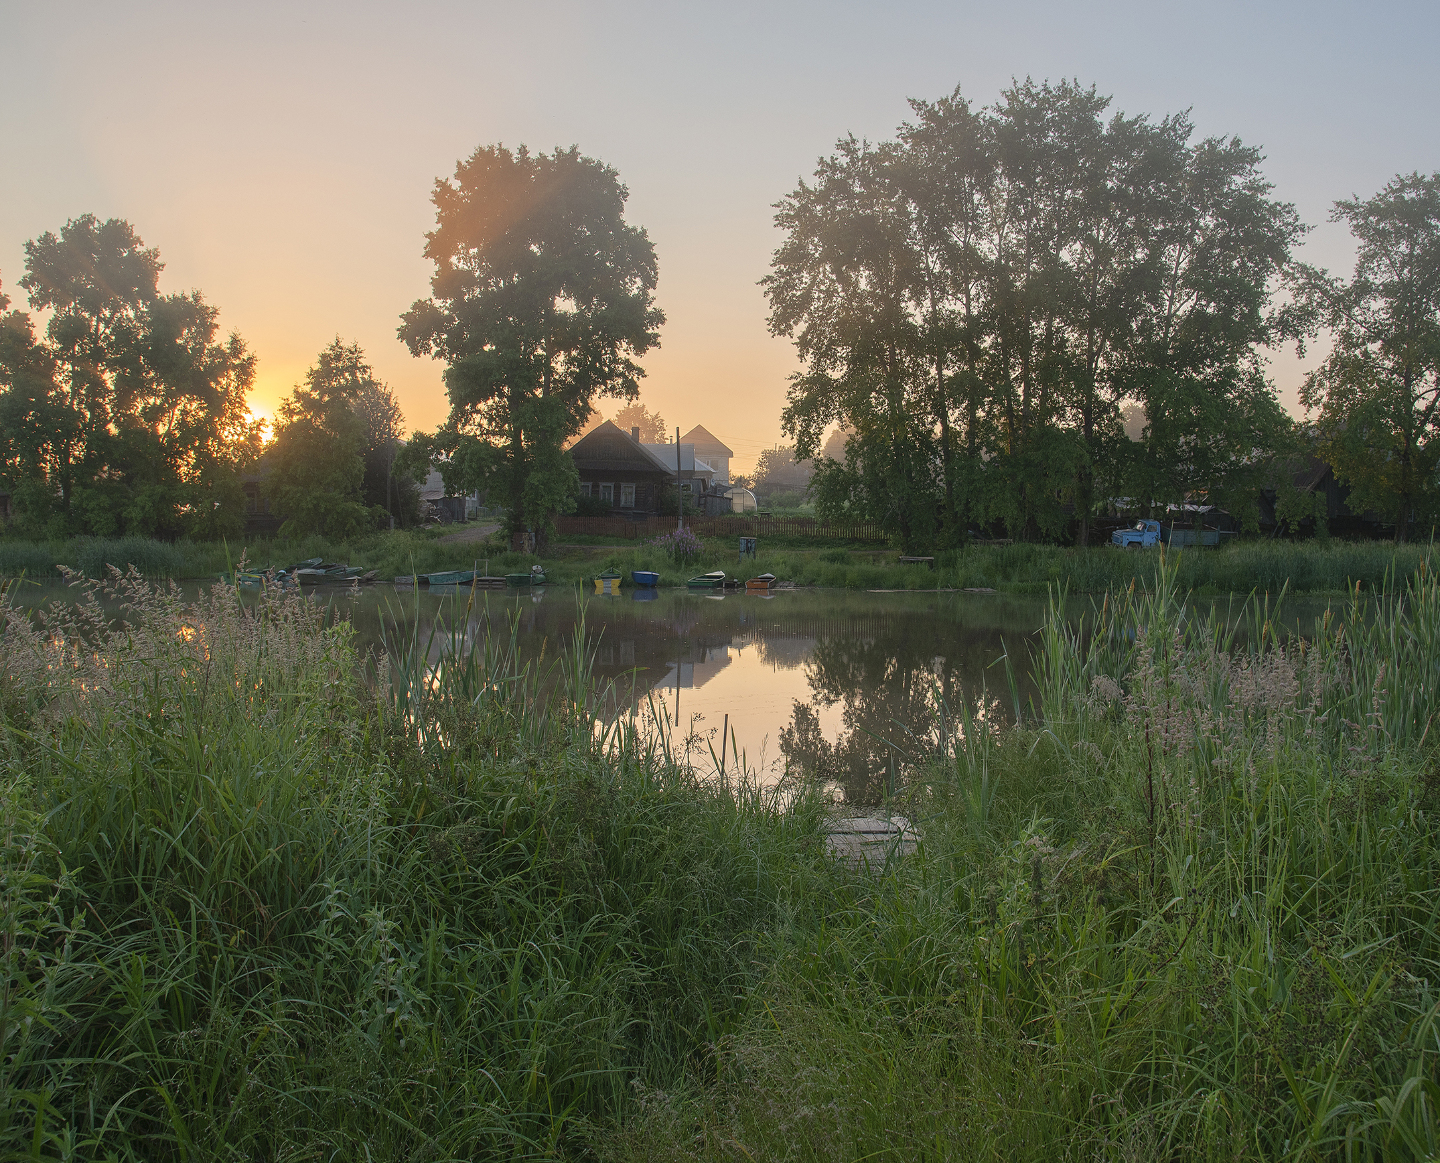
left=1111, top=519, right=1161, bottom=549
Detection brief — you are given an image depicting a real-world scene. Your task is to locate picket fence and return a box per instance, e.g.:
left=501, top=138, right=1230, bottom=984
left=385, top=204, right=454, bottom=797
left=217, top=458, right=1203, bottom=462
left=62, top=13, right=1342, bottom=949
left=553, top=514, right=889, bottom=543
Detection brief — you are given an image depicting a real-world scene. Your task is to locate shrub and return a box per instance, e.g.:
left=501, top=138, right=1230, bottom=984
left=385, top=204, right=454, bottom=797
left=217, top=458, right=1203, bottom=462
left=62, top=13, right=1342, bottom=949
left=648, top=527, right=705, bottom=566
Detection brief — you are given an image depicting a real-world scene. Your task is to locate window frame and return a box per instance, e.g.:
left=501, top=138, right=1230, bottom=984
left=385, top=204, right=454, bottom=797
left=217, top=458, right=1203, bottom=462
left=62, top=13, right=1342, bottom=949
left=620, top=483, right=636, bottom=509
left=599, top=482, right=614, bottom=505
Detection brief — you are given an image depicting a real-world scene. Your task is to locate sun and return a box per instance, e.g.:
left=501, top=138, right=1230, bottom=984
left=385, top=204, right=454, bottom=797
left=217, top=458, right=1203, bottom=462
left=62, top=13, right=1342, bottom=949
left=247, top=404, right=275, bottom=444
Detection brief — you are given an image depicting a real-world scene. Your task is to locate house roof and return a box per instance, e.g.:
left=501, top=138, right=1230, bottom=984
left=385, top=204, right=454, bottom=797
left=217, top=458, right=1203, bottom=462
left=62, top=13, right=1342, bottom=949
left=570, top=421, right=675, bottom=474
left=679, top=425, right=732, bottom=458
left=640, top=442, right=713, bottom=475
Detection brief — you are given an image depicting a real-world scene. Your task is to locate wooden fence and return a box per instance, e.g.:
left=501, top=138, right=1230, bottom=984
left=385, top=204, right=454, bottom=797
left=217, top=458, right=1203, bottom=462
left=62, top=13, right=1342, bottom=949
left=553, top=514, right=889, bottom=543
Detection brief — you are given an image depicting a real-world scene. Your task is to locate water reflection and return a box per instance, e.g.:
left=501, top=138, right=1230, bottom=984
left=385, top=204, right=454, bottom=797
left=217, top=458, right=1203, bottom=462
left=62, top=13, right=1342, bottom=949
left=381, top=586, right=1051, bottom=801
left=14, top=580, right=1341, bottom=805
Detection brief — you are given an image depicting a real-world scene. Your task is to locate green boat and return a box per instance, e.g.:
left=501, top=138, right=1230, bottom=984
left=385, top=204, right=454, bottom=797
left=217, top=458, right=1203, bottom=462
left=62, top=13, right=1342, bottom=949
left=421, top=569, right=475, bottom=586
left=686, top=571, right=727, bottom=589
left=506, top=571, right=547, bottom=586
left=224, top=570, right=267, bottom=589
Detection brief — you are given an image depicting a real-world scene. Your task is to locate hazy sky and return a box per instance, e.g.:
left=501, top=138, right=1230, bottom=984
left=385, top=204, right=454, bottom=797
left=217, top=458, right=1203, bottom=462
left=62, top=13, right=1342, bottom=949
left=3, top=1, right=1436, bottom=472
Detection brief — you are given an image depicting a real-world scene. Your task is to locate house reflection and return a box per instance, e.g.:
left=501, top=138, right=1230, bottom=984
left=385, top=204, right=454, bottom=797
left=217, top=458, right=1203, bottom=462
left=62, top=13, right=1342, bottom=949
left=362, top=587, right=1049, bottom=802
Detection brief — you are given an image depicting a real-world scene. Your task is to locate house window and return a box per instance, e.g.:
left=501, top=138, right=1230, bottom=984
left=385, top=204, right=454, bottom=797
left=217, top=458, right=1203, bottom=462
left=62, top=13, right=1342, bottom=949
left=620, top=483, right=636, bottom=508
left=600, top=483, right=614, bottom=504
left=579, top=482, right=591, bottom=497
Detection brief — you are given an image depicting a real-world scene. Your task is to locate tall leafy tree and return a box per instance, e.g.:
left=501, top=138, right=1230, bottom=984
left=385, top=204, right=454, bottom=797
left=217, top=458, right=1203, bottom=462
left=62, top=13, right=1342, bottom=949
left=766, top=133, right=943, bottom=547
left=399, top=145, right=663, bottom=543
left=0, top=215, right=258, bottom=538
left=266, top=339, right=389, bottom=538
left=1295, top=172, right=1440, bottom=541
left=609, top=401, right=667, bottom=443
left=1120, top=133, right=1303, bottom=527
left=767, top=82, right=1302, bottom=546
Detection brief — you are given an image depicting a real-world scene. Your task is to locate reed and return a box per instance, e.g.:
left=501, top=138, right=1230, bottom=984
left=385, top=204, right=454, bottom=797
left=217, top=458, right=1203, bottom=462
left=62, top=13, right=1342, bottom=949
left=1, top=561, right=1436, bottom=1159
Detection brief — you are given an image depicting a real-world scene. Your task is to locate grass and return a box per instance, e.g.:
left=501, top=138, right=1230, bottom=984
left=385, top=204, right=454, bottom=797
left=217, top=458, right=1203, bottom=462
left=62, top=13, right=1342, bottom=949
left=0, top=555, right=1437, bottom=1158
left=4, top=528, right=1436, bottom=596
left=556, top=535, right=1440, bottom=595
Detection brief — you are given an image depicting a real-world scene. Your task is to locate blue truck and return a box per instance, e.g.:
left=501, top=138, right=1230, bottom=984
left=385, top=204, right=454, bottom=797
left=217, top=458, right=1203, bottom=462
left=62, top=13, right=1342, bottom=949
left=1111, top=519, right=1162, bottom=548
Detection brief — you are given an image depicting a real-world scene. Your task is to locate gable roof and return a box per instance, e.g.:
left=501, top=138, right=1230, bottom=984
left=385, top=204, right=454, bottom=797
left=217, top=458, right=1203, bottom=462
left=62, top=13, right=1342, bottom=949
left=570, top=421, right=673, bottom=474
left=680, top=425, right=732, bottom=457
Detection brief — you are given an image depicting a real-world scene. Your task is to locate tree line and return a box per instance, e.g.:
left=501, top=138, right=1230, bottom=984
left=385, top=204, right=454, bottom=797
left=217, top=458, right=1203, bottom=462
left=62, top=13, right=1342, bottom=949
left=0, top=217, right=417, bottom=540
left=766, top=80, right=1439, bottom=545
left=2, top=83, right=1434, bottom=548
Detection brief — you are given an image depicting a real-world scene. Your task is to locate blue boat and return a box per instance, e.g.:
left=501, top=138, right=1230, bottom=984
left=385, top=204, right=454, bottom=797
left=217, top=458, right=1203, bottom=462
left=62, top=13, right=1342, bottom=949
left=631, top=570, right=660, bottom=587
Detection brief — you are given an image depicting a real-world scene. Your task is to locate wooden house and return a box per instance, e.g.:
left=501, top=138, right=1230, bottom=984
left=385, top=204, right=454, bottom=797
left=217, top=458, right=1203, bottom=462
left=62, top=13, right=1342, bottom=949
left=569, top=421, right=677, bottom=514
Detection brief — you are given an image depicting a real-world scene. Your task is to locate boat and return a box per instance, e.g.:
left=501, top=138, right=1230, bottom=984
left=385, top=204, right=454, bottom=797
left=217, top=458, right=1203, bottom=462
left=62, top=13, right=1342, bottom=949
left=746, top=572, right=777, bottom=593
left=421, top=569, right=475, bottom=586
left=394, top=575, right=416, bottom=586
left=686, top=570, right=727, bottom=589
left=507, top=567, right=548, bottom=586
left=297, top=564, right=365, bottom=585
left=631, top=570, right=660, bottom=588
left=229, top=570, right=267, bottom=589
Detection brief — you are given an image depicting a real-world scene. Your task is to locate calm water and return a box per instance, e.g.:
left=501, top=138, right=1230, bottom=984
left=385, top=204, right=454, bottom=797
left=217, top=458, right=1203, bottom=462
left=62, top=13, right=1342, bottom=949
left=15, top=580, right=1340, bottom=804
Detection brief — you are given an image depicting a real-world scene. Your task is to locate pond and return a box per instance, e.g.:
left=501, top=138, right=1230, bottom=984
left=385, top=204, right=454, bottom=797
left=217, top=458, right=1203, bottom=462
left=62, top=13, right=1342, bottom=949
left=12, top=580, right=1340, bottom=805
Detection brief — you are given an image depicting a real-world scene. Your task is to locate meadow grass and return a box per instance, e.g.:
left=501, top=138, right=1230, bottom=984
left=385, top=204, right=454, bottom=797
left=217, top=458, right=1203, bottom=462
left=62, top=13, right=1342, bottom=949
left=4, top=529, right=1435, bottom=596
left=0, top=556, right=1436, bottom=1158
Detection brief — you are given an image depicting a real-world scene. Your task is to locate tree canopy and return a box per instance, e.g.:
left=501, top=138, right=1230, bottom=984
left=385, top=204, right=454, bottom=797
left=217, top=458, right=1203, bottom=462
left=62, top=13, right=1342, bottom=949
left=267, top=339, right=414, bottom=537
left=609, top=401, right=667, bottom=443
left=0, top=215, right=260, bottom=539
left=399, top=144, right=663, bottom=541
left=1295, top=172, right=1440, bottom=542
left=766, top=81, right=1302, bottom=547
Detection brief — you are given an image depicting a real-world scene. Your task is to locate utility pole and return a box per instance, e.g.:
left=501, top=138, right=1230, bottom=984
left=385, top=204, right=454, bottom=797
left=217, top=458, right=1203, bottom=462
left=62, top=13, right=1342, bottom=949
left=676, top=425, right=683, bottom=531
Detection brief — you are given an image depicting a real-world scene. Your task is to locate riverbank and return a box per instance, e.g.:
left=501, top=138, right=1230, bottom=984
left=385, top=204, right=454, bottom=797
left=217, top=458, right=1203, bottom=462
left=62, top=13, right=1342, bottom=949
left=2, top=530, right=1436, bottom=595
left=1, top=563, right=1435, bottom=1158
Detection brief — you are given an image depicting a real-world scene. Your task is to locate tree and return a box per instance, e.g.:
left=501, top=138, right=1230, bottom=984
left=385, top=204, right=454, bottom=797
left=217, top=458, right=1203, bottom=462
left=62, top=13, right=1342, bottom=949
left=399, top=145, right=664, bottom=543
left=1118, top=132, right=1303, bottom=528
left=766, top=82, right=1302, bottom=546
left=752, top=445, right=815, bottom=507
left=267, top=339, right=380, bottom=538
left=1295, top=172, right=1440, bottom=541
left=349, top=371, right=421, bottom=526
left=0, top=215, right=259, bottom=539
left=609, top=401, right=667, bottom=443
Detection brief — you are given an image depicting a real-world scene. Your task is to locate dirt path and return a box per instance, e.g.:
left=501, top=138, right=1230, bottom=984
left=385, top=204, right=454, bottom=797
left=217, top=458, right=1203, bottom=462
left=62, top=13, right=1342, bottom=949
left=437, top=521, right=502, bottom=545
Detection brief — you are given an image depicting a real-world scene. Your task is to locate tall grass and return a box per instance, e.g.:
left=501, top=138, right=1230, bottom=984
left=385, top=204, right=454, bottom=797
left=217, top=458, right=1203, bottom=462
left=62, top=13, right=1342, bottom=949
left=2, top=559, right=1436, bottom=1159
left=0, top=571, right=821, bottom=1159
left=609, top=554, right=1440, bottom=1161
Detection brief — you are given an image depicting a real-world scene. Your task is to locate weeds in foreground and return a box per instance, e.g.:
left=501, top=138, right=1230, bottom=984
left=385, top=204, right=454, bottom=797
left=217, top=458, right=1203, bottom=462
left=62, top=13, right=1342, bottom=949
left=0, top=560, right=1436, bottom=1159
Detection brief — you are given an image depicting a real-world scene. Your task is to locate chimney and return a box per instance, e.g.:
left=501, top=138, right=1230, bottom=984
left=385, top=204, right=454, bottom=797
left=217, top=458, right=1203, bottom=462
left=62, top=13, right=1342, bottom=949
left=631, top=426, right=640, bottom=442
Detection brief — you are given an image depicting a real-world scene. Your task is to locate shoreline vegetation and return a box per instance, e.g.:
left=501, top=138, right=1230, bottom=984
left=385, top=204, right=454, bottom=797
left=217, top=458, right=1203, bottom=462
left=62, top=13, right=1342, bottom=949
left=1, top=559, right=1436, bottom=1158
left=0, top=530, right=1438, bottom=596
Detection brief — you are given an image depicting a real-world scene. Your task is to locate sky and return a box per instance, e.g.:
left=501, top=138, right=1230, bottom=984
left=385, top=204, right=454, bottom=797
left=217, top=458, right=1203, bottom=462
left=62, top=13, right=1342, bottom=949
left=2, top=1, right=1437, bottom=474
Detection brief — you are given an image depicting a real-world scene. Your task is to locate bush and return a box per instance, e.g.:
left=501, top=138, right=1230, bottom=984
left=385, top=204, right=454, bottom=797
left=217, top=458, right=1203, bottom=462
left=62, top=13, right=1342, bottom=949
left=648, top=527, right=705, bottom=566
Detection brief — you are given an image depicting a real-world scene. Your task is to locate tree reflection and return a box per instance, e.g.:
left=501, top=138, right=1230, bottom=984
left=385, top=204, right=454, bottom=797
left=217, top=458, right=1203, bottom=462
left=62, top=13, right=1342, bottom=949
left=779, top=616, right=1020, bottom=805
